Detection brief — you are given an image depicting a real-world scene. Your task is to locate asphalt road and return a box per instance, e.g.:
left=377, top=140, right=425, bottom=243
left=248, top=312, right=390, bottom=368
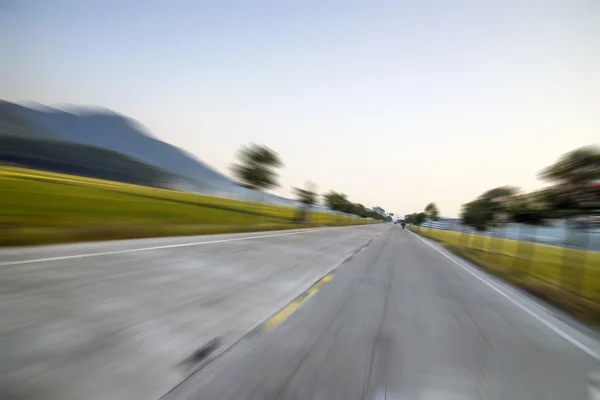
left=3, top=224, right=600, bottom=400
left=165, top=226, right=600, bottom=400
left=0, top=225, right=383, bottom=400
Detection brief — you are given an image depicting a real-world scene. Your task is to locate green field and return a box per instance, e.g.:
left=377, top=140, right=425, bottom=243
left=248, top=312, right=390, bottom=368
left=0, top=167, right=376, bottom=246
left=411, top=226, right=600, bottom=325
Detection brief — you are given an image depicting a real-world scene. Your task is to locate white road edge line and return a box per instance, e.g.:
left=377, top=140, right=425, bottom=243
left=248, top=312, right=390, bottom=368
left=0, top=226, right=355, bottom=267
left=408, top=230, right=600, bottom=361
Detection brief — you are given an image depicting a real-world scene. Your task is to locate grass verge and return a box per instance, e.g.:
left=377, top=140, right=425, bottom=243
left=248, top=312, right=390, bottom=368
left=410, top=227, right=600, bottom=326
left=0, top=166, right=377, bottom=246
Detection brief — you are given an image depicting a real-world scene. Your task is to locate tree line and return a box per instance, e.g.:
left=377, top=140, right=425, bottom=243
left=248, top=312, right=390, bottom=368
left=405, top=202, right=440, bottom=226
left=231, top=143, right=390, bottom=222
left=460, top=145, right=599, bottom=231
left=321, top=191, right=391, bottom=221
left=406, top=146, right=599, bottom=231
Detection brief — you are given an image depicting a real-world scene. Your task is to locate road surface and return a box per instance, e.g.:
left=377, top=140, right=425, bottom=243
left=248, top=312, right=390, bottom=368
left=0, top=225, right=382, bottom=400
left=165, top=226, right=600, bottom=400
left=2, top=224, right=600, bottom=399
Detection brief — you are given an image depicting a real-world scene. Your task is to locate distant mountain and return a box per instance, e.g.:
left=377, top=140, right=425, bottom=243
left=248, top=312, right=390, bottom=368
left=0, top=104, right=174, bottom=187
left=0, top=101, right=310, bottom=209
left=0, top=135, right=174, bottom=187
left=0, top=102, right=53, bottom=139
left=1, top=101, right=239, bottom=195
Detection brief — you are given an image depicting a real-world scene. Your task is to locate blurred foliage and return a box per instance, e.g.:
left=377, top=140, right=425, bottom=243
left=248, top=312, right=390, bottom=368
left=541, top=146, right=600, bottom=187
left=459, top=186, right=519, bottom=231
left=405, top=212, right=426, bottom=226
left=425, top=202, right=440, bottom=221
left=460, top=200, right=492, bottom=231
left=292, top=187, right=317, bottom=223
left=508, top=192, right=550, bottom=226
left=405, top=204, right=439, bottom=227
left=459, top=145, right=600, bottom=230
left=479, top=186, right=520, bottom=222
left=322, top=191, right=389, bottom=221
left=231, top=143, right=283, bottom=191
left=293, top=187, right=317, bottom=207
left=323, top=191, right=350, bottom=212
left=539, top=145, right=600, bottom=218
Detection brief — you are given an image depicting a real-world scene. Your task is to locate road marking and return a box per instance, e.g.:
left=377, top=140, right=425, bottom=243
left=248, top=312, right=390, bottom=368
left=409, top=231, right=600, bottom=361
left=265, top=273, right=334, bottom=329
left=0, top=227, right=356, bottom=267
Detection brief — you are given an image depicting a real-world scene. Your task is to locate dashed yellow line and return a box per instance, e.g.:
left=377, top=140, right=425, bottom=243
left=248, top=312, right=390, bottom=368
left=265, top=273, right=334, bottom=329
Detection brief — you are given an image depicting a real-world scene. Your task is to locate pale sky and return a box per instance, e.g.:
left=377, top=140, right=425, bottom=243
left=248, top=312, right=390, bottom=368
left=2, top=0, right=599, bottom=217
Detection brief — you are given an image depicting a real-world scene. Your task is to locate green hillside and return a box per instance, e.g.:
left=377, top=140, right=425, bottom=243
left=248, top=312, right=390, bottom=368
left=0, top=167, right=374, bottom=246
left=0, top=104, right=172, bottom=187
left=0, top=135, right=171, bottom=187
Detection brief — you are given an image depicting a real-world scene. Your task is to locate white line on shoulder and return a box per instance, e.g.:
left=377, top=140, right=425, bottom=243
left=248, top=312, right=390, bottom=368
left=408, top=230, right=600, bottom=361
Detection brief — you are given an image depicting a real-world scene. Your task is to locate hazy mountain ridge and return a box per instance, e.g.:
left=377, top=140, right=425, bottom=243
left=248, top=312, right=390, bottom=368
left=0, top=101, right=310, bottom=209
left=0, top=103, right=177, bottom=187
left=0, top=135, right=174, bottom=187
left=0, top=102, right=53, bottom=139
left=2, top=101, right=236, bottom=194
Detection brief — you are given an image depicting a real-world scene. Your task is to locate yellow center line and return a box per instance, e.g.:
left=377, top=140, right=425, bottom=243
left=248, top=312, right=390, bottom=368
left=265, top=273, right=334, bottom=329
